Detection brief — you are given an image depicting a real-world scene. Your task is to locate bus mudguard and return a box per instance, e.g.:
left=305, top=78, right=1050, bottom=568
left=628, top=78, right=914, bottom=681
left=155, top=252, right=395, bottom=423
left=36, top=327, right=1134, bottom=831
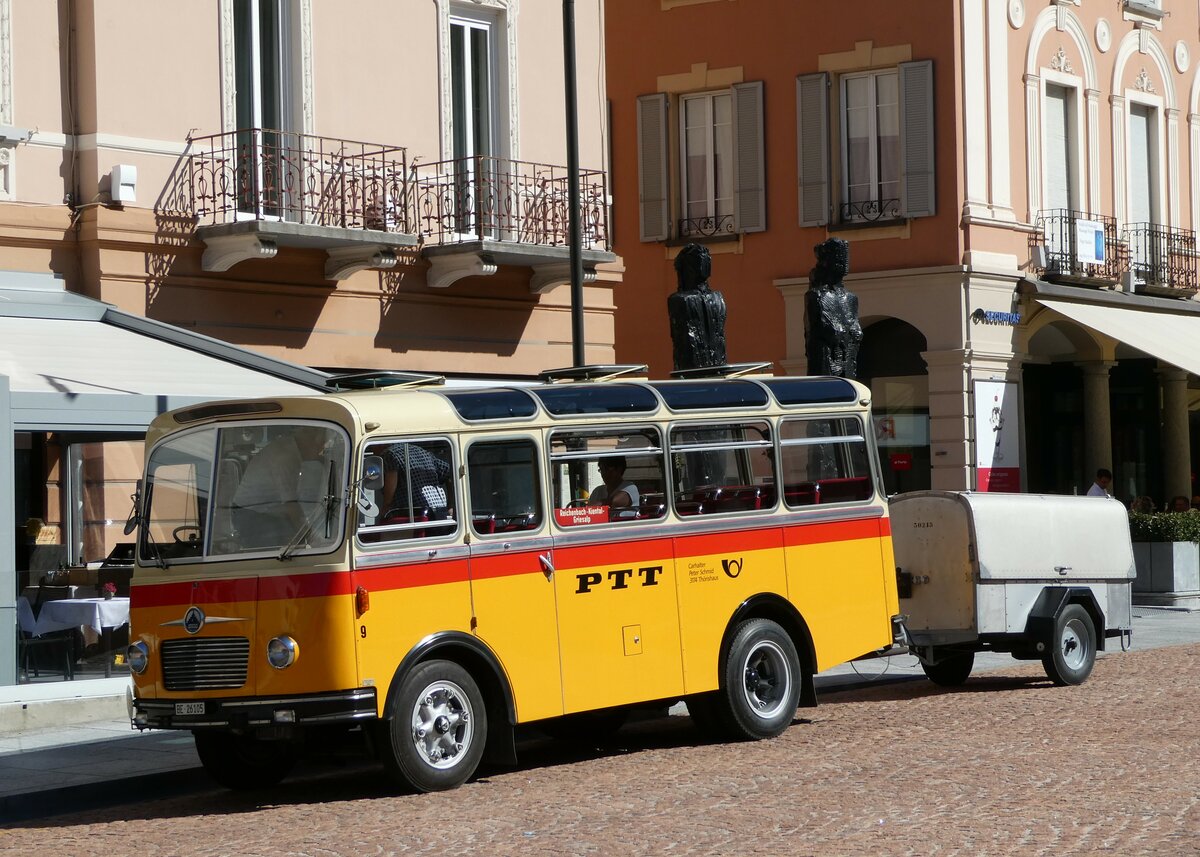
left=727, top=593, right=819, bottom=708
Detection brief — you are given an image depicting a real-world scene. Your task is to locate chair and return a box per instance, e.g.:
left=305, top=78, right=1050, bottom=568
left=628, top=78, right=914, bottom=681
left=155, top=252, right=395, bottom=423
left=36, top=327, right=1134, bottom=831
left=16, top=597, right=74, bottom=682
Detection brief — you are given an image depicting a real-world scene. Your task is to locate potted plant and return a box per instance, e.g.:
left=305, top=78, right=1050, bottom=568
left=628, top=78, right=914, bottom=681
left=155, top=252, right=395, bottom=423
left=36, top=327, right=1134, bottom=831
left=101, top=581, right=118, bottom=600
left=1129, top=511, right=1200, bottom=607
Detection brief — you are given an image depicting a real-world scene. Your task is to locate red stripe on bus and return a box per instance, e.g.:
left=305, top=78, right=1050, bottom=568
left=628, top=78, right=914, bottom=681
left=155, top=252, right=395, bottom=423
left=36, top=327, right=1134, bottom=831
left=259, top=572, right=354, bottom=600
left=782, top=518, right=882, bottom=546
left=353, top=558, right=471, bottom=590
left=552, top=538, right=675, bottom=569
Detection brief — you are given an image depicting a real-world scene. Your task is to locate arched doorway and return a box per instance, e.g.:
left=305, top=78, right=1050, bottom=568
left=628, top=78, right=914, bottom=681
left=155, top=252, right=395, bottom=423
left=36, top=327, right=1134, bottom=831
left=858, top=318, right=929, bottom=495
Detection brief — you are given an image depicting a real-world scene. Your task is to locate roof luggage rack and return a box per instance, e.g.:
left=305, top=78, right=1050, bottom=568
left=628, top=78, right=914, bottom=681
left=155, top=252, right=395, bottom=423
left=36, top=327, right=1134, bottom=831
left=326, top=370, right=445, bottom=391
left=539, top=364, right=649, bottom=383
left=669, top=361, right=774, bottom=379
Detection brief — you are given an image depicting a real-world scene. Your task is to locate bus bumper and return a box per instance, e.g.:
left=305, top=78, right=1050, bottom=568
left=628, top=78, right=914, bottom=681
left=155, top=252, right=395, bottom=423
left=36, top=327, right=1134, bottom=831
left=131, top=688, right=378, bottom=732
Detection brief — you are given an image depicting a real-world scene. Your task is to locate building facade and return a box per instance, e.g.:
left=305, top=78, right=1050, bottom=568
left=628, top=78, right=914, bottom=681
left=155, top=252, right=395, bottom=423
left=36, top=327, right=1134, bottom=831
left=606, top=0, right=1200, bottom=505
left=2, top=0, right=616, bottom=689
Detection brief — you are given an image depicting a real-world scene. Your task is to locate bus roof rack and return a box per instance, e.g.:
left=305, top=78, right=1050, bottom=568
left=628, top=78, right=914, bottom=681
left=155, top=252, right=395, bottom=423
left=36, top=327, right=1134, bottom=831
left=539, top=364, right=649, bottom=383
left=325, top=370, right=446, bottom=391
left=669, top=362, right=774, bottom=380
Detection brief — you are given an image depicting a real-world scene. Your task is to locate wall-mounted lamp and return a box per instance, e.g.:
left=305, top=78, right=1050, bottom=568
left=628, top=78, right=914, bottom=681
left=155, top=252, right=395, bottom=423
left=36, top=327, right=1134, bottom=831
left=111, top=164, right=137, bottom=205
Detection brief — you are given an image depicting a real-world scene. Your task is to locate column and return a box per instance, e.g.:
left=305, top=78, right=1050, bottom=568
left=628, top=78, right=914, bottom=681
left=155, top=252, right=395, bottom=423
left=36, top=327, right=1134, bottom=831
left=1080, top=361, right=1114, bottom=477
left=0, top=374, right=15, bottom=685
left=1159, top=365, right=1191, bottom=503
left=923, top=349, right=972, bottom=490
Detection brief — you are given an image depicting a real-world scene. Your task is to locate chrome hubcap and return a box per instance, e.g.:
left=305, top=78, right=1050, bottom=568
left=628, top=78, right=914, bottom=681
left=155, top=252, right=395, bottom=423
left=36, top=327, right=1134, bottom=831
left=411, top=680, right=474, bottom=769
left=741, top=640, right=791, bottom=720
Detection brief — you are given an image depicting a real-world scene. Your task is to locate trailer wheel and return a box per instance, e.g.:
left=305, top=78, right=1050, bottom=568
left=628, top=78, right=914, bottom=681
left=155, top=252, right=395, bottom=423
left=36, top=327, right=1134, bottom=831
left=715, top=619, right=801, bottom=741
left=383, top=659, right=487, bottom=792
left=920, top=650, right=975, bottom=687
left=1042, top=604, right=1096, bottom=686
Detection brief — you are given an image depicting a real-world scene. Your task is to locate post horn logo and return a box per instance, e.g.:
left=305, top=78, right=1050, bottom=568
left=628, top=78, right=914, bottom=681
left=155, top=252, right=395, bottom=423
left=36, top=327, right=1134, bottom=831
left=721, top=557, right=744, bottom=579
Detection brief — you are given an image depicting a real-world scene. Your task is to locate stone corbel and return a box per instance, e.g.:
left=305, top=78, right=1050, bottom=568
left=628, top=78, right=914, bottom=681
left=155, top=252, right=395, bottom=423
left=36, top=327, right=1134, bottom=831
left=324, top=246, right=398, bottom=281
left=529, top=262, right=597, bottom=295
left=201, top=233, right=278, bottom=272
left=426, top=252, right=498, bottom=289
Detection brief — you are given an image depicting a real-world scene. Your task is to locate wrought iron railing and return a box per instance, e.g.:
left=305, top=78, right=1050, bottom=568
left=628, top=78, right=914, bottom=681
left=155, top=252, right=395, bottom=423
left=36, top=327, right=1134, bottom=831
left=1032, top=209, right=1126, bottom=284
left=840, top=198, right=901, bottom=223
left=413, top=157, right=610, bottom=250
left=678, top=214, right=736, bottom=238
left=1123, top=222, right=1198, bottom=293
left=186, top=129, right=413, bottom=233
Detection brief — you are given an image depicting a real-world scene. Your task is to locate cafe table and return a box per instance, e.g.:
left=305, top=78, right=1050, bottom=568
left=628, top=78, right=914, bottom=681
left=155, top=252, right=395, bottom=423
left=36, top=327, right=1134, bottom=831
left=34, top=596, right=131, bottom=677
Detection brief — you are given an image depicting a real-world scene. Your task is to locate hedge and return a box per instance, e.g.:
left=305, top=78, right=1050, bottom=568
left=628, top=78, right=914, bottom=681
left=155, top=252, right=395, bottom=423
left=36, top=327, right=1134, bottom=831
left=1128, top=511, right=1200, bottom=543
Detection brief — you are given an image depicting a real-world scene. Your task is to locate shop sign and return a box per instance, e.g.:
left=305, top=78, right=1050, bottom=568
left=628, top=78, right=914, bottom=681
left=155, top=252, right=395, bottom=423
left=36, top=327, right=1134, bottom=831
left=890, top=453, right=913, bottom=471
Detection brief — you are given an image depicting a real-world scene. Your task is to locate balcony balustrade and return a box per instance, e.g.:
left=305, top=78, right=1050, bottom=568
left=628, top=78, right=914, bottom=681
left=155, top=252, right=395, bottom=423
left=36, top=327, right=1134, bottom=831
left=840, top=198, right=902, bottom=224
left=1123, top=222, right=1198, bottom=297
left=678, top=214, right=736, bottom=239
left=1032, top=209, right=1126, bottom=286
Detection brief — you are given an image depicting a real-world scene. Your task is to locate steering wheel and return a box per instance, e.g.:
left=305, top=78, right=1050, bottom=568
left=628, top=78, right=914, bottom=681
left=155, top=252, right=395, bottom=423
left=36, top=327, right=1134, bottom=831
left=172, top=525, right=201, bottom=544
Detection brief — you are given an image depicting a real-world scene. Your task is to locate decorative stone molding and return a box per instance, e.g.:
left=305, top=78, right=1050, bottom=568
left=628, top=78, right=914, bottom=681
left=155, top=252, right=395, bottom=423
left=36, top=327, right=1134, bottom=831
left=529, top=263, right=597, bottom=295
left=323, top=246, right=398, bottom=281
left=426, top=252, right=498, bottom=289
left=1095, top=19, right=1111, bottom=53
left=1050, top=46, right=1074, bottom=73
left=201, top=233, right=279, bottom=272
left=1134, top=67, right=1156, bottom=93
left=1007, top=0, right=1024, bottom=29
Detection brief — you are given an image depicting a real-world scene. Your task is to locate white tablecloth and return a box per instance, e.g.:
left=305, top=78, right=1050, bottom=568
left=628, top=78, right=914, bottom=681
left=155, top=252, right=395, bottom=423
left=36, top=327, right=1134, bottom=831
left=34, top=597, right=130, bottom=636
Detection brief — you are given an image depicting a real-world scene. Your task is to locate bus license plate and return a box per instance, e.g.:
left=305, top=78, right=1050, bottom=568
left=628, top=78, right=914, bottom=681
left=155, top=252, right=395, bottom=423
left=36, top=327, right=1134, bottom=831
left=175, top=702, right=205, bottom=716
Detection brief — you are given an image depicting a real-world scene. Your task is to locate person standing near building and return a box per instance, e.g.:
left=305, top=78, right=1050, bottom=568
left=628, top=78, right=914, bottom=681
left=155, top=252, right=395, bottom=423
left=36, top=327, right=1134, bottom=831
left=1087, top=468, right=1113, bottom=498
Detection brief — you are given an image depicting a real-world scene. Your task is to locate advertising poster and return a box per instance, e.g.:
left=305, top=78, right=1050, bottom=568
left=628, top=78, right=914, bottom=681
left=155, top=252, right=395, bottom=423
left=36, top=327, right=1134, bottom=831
left=974, top=380, right=1020, bottom=492
left=1075, top=218, right=1106, bottom=265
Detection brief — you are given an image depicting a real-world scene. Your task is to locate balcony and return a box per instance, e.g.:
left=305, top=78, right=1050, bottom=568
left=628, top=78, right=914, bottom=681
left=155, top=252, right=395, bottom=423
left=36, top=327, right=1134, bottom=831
left=187, top=129, right=418, bottom=280
left=677, top=214, right=736, bottom=240
left=839, top=198, right=902, bottom=225
left=413, top=156, right=614, bottom=291
left=1123, top=222, right=1198, bottom=298
left=1031, top=210, right=1126, bottom=287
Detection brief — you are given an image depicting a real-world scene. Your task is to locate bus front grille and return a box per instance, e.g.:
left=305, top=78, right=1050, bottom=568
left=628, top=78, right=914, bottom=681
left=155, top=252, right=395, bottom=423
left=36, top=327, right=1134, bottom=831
left=161, top=637, right=250, bottom=691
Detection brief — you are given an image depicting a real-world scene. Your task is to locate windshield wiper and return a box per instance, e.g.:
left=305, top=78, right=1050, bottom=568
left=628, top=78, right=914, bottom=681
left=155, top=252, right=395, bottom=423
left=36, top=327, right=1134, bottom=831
left=278, top=466, right=340, bottom=561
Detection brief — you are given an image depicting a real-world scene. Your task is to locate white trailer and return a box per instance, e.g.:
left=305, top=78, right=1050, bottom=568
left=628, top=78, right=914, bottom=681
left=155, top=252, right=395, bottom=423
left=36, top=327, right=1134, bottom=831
left=890, top=490, right=1134, bottom=687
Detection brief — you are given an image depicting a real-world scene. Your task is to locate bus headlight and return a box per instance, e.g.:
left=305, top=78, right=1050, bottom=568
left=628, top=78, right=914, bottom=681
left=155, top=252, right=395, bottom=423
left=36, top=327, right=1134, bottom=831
left=126, top=641, right=149, bottom=675
left=266, top=636, right=299, bottom=670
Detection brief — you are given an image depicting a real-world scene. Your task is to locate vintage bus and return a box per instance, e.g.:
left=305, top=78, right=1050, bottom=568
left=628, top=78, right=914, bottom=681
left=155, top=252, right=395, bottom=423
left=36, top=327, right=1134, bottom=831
left=126, top=366, right=902, bottom=792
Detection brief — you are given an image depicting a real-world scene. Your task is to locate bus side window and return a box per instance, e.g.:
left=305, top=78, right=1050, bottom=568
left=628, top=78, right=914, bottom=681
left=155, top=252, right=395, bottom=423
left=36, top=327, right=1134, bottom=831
left=668, top=421, right=775, bottom=516
left=467, top=439, right=543, bottom=535
left=358, top=438, right=457, bottom=544
left=778, top=416, right=873, bottom=507
left=548, top=427, right=666, bottom=526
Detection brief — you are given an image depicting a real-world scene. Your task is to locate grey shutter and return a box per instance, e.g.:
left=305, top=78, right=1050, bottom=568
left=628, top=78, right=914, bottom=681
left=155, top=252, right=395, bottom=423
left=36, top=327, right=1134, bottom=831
left=899, top=60, right=935, bottom=218
left=732, top=80, right=766, bottom=233
left=796, top=72, right=829, bottom=227
left=636, top=93, right=670, bottom=242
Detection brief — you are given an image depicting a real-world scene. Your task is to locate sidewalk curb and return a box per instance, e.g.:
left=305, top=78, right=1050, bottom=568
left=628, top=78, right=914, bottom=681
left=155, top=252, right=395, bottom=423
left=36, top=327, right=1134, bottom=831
left=0, top=766, right=209, bottom=824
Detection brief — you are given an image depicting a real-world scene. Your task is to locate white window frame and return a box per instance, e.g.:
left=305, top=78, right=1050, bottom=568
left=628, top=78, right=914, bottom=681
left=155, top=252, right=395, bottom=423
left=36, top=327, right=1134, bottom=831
left=838, top=68, right=901, bottom=222
left=437, top=1, right=516, bottom=163
left=678, top=90, right=734, bottom=234
left=1038, top=70, right=1086, bottom=215
left=1124, top=91, right=1165, bottom=226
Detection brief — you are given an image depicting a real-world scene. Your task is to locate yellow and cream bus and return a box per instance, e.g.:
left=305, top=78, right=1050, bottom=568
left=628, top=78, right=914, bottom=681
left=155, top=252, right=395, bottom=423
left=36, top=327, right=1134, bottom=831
left=126, top=366, right=902, bottom=792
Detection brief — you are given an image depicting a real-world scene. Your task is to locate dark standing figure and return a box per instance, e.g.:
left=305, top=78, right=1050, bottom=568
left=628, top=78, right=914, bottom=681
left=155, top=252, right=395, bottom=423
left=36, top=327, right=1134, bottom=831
left=668, top=243, right=728, bottom=371
left=804, top=238, right=862, bottom=379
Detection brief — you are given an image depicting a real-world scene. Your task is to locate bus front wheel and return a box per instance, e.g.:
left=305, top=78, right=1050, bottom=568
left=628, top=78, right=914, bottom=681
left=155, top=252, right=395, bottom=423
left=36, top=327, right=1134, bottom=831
left=716, top=618, right=802, bottom=741
left=383, top=659, right=488, bottom=792
left=193, top=731, right=296, bottom=790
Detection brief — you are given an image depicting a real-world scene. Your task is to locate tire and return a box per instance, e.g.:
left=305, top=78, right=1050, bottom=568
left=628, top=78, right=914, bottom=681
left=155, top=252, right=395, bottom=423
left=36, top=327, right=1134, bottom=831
left=538, top=708, right=627, bottom=744
left=1042, top=604, right=1097, bottom=686
left=710, top=618, right=802, bottom=741
left=383, top=659, right=487, bottom=793
left=920, top=650, right=975, bottom=687
left=193, top=731, right=297, bottom=790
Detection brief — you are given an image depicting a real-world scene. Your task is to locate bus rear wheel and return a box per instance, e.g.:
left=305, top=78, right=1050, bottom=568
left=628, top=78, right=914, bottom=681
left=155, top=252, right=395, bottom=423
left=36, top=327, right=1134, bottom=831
left=712, top=618, right=802, bottom=741
left=193, top=731, right=297, bottom=790
left=920, top=650, right=975, bottom=687
left=383, top=659, right=487, bottom=793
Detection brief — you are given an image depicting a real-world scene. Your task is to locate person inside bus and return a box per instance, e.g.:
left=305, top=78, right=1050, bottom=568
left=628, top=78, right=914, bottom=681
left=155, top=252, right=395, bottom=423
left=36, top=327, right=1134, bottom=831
left=590, top=456, right=640, bottom=514
left=232, top=426, right=328, bottom=546
left=384, top=442, right=452, bottom=522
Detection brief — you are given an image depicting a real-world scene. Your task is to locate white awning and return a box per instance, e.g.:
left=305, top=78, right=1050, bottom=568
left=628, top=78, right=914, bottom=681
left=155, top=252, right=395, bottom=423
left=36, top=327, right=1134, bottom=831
left=1035, top=297, right=1200, bottom=377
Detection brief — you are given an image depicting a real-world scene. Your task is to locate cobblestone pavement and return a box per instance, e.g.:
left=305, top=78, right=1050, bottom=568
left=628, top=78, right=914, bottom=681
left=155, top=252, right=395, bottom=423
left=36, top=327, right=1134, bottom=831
left=7, top=644, right=1199, bottom=856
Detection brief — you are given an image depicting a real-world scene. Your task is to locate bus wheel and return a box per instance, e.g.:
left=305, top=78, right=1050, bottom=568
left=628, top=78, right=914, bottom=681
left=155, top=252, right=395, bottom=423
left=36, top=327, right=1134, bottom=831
left=920, top=650, right=974, bottom=687
left=384, top=659, right=488, bottom=792
left=193, top=731, right=296, bottom=790
left=1042, top=604, right=1097, bottom=686
left=719, top=619, right=802, bottom=741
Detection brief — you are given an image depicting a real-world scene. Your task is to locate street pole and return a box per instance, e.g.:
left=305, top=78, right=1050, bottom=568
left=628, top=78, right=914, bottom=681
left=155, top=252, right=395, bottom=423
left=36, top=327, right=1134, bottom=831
left=563, top=0, right=585, bottom=367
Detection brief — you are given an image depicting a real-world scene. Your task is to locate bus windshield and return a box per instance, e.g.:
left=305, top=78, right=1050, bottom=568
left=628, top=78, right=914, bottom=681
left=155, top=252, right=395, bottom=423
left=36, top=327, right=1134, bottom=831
left=140, top=421, right=348, bottom=564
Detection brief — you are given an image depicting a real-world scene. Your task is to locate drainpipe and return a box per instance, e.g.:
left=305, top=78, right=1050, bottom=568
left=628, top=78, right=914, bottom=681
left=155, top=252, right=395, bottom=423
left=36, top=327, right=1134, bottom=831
left=563, top=0, right=585, bottom=367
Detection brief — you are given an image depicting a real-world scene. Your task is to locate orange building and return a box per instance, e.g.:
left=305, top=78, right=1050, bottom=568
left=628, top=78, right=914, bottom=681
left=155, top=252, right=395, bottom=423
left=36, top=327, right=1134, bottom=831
left=606, top=0, right=1200, bottom=507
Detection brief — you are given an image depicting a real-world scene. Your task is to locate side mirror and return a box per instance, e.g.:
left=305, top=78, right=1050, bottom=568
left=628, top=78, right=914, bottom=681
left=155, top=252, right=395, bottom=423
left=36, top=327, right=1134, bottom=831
left=123, top=480, right=143, bottom=535
left=362, top=456, right=385, bottom=492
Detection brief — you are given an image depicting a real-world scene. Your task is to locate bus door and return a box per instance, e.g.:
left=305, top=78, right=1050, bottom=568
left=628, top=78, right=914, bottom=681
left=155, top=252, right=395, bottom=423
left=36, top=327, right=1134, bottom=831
left=463, top=435, right=563, bottom=723
left=547, top=426, right=684, bottom=714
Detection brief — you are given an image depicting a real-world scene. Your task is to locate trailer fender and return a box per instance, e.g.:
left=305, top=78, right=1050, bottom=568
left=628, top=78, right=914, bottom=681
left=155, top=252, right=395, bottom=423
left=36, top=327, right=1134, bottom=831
left=1023, top=587, right=1107, bottom=653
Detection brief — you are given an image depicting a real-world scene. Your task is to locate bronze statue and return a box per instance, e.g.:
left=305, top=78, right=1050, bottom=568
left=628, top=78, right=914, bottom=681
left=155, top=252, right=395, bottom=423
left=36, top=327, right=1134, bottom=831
left=804, top=238, right=861, bottom=378
left=668, top=243, right=727, bottom=371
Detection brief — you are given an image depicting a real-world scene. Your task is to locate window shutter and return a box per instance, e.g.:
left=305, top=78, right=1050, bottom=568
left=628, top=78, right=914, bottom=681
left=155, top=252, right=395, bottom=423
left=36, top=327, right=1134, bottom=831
left=899, top=60, right=936, bottom=218
left=732, top=81, right=766, bottom=233
left=796, top=72, right=830, bottom=227
left=636, top=93, right=670, bottom=242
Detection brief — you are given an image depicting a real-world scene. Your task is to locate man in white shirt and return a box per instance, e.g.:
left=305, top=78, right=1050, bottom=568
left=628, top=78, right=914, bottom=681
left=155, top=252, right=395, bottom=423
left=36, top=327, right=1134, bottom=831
left=1087, top=468, right=1113, bottom=497
left=590, top=456, right=640, bottom=511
